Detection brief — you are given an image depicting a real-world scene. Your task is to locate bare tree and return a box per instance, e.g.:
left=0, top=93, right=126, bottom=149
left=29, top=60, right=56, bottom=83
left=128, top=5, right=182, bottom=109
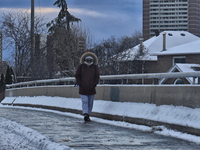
left=0, top=11, right=47, bottom=80
left=92, top=30, right=143, bottom=75
left=92, top=36, right=120, bottom=75
left=47, top=23, right=92, bottom=78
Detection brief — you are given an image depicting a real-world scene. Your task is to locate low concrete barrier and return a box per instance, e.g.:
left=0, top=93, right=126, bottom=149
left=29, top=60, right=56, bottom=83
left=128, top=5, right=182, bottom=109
left=5, top=85, right=200, bottom=108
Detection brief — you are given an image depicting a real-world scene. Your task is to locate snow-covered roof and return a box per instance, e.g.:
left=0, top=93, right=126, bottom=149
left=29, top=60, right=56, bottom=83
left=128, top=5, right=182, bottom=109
left=153, top=39, right=200, bottom=56
left=174, top=63, right=200, bottom=72
left=124, top=31, right=200, bottom=61
left=160, top=63, right=200, bottom=84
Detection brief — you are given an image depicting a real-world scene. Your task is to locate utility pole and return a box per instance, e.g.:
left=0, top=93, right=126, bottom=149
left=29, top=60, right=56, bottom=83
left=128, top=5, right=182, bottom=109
left=31, top=0, right=35, bottom=78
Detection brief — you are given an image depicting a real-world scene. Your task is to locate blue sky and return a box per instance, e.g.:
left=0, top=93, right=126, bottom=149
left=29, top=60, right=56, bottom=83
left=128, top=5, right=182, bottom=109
left=0, top=0, right=142, bottom=60
left=0, top=0, right=142, bottom=41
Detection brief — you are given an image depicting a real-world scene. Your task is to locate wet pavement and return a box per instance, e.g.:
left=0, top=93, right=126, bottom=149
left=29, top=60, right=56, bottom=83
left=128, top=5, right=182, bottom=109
left=0, top=107, right=200, bottom=150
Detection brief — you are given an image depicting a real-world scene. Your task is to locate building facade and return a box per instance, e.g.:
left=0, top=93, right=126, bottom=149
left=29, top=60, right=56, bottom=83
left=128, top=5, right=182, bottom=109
left=46, top=27, right=86, bottom=78
left=0, top=30, right=2, bottom=73
left=143, top=0, right=200, bottom=40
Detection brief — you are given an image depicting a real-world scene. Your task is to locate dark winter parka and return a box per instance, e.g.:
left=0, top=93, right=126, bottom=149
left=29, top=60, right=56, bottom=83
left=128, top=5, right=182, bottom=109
left=75, top=52, right=100, bottom=95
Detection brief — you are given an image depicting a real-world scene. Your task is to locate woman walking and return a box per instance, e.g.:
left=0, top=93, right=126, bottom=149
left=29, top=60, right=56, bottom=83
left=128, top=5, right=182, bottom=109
left=75, top=51, right=100, bottom=121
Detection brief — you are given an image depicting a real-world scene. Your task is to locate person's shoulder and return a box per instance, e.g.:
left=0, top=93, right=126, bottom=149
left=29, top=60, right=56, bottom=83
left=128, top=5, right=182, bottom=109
left=77, top=64, right=82, bottom=70
left=93, top=64, right=98, bottom=68
left=91, top=64, right=97, bottom=67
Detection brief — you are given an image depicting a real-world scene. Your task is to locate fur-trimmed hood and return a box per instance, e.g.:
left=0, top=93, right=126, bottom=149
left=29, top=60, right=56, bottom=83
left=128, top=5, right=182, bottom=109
left=80, top=52, right=98, bottom=65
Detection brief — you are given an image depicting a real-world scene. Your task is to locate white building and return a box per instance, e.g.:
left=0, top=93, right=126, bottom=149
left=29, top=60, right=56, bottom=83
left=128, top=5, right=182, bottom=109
left=143, top=0, right=200, bottom=40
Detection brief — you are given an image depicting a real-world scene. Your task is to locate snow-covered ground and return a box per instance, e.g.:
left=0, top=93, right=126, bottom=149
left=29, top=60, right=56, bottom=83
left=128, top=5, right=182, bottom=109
left=0, top=112, right=74, bottom=150
left=1, top=96, right=200, bottom=149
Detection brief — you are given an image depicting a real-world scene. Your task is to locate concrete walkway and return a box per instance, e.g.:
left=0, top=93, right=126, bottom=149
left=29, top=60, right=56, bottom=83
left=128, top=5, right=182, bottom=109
left=0, top=107, right=200, bottom=150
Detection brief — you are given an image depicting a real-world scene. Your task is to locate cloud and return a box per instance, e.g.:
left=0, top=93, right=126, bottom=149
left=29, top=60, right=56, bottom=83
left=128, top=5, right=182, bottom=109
left=69, top=8, right=107, bottom=18
left=35, top=7, right=59, bottom=14
left=0, top=7, right=59, bottom=14
left=0, top=7, right=106, bottom=18
left=0, top=8, right=26, bottom=13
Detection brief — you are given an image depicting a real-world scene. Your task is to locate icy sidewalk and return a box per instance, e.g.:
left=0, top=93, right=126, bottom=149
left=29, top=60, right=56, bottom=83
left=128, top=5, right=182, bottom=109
left=1, top=96, right=200, bottom=145
left=0, top=116, right=74, bottom=150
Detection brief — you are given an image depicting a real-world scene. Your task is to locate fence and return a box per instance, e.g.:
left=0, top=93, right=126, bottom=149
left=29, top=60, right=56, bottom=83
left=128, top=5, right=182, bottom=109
left=6, top=71, right=200, bottom=89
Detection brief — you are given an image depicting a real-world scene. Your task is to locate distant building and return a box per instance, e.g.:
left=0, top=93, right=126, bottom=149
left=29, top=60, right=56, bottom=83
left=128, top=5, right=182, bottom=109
left=15, top=34, right=48, bottom=82
left=152, top=33, right=200, bottom=73
left=143, top=0, right=200, bottom=40
left=117, top=31, right=200, bottom=84
left=0, top=30, right=2, bottom=74
left=0, top=31, right=10, bottom=76
left=47, top=27, right=86, bottom=78
left=34, top=34, right=48, bottom=79
left=1, top=61, right=8, bottom=76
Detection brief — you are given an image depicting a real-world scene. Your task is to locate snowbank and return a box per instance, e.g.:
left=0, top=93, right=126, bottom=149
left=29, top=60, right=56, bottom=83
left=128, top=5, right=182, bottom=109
left=3, top=96, right=200, bottom=129
left=0, top=116, right=74, bottom=150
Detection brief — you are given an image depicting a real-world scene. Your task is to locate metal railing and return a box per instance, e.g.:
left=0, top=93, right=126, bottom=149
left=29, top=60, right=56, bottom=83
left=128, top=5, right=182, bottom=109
left=6, top=71, right=200, bottom=89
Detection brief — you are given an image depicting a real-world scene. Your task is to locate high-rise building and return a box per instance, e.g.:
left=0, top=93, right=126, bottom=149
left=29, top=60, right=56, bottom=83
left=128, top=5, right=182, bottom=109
left=143, top=0, right=200, bottom=40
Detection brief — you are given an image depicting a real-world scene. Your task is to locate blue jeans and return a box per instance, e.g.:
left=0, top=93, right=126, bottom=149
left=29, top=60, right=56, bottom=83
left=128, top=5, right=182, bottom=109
left=81, top=95, right=95, bottom=115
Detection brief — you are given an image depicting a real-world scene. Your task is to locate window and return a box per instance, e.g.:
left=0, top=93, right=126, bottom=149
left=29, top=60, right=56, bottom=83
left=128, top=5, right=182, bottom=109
left=191, top=67, right=200, bottom=71
left=173, top=56, right=186, bottom=65
left=174, top=78, right=184, bottom=84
